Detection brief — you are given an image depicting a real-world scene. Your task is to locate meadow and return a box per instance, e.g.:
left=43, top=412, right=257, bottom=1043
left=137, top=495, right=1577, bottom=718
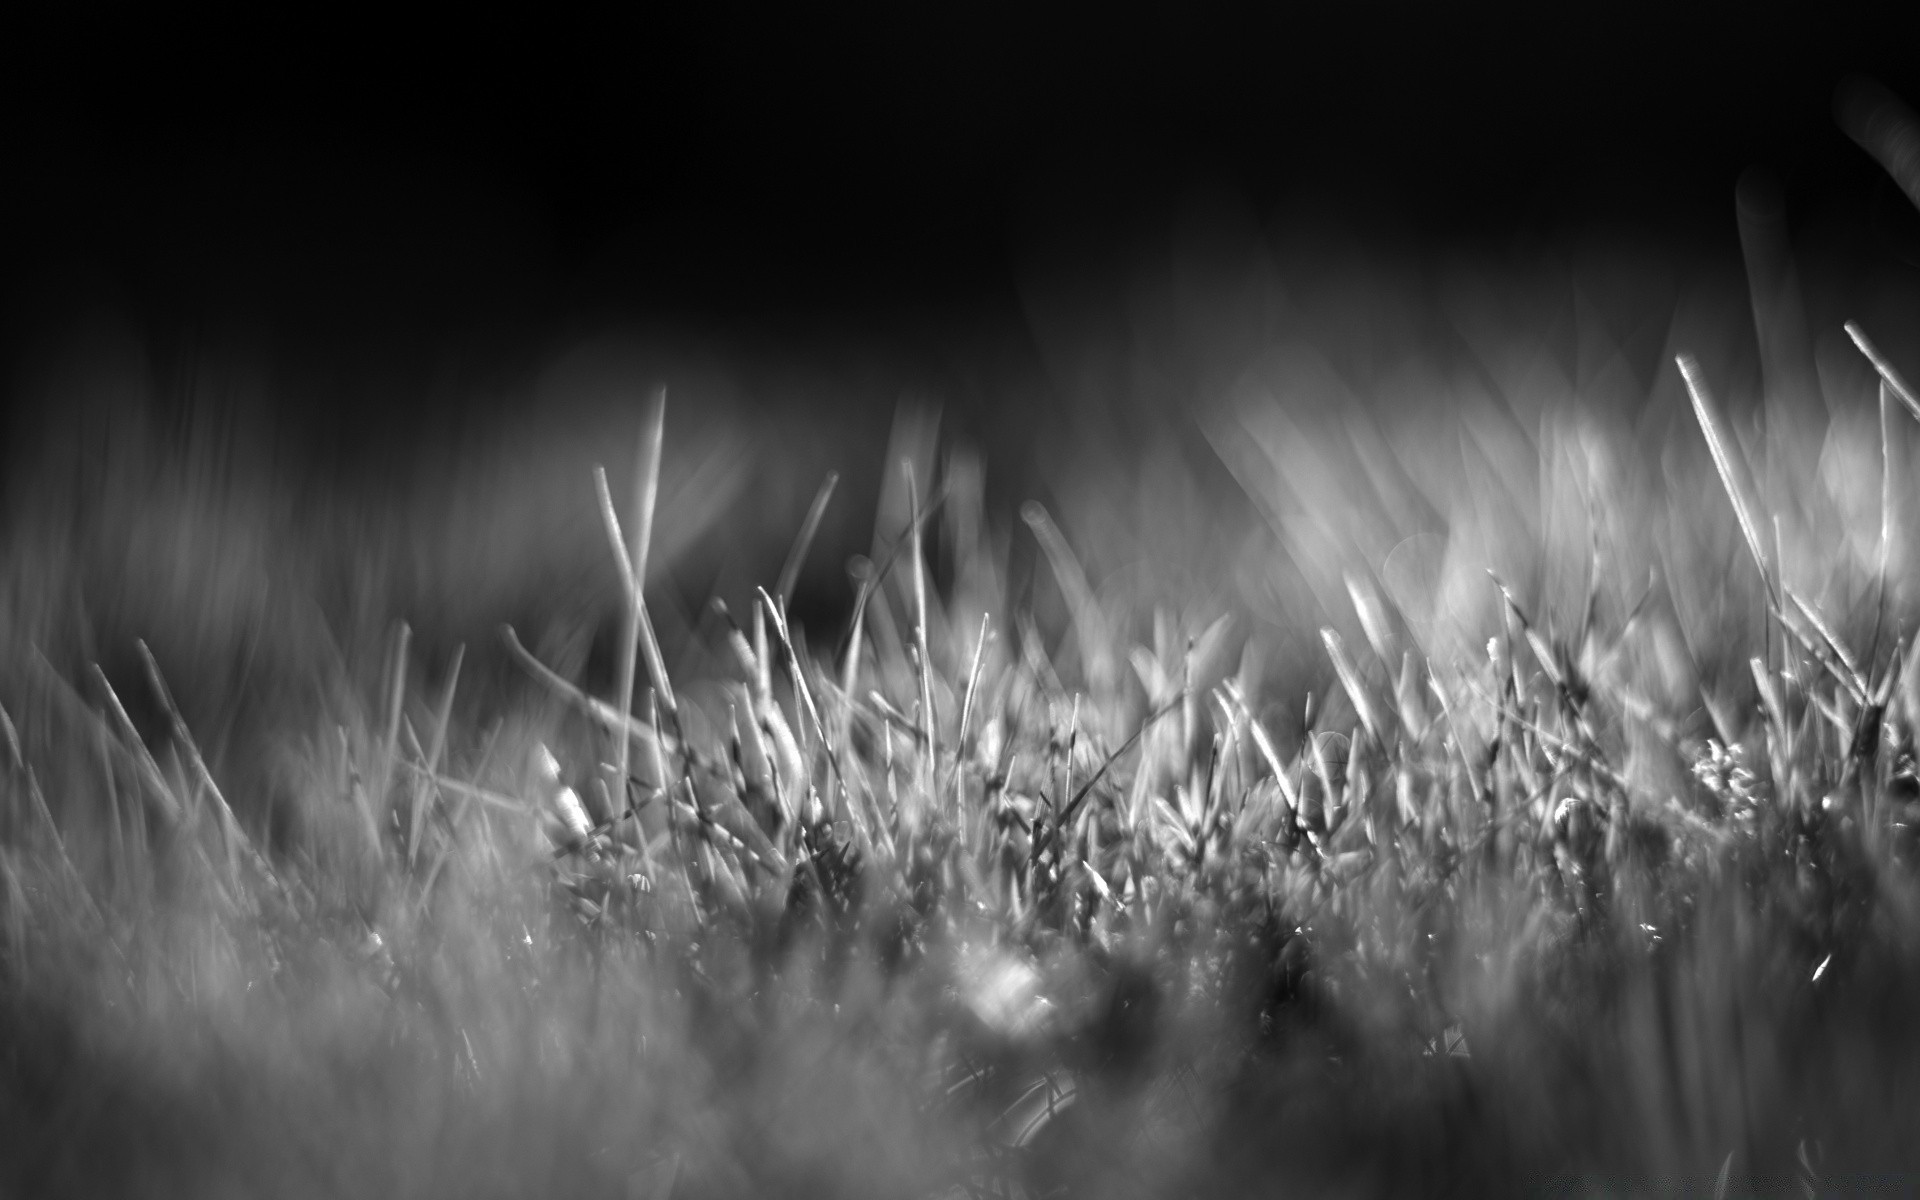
left=10, top=117, right=1920, bottom=1197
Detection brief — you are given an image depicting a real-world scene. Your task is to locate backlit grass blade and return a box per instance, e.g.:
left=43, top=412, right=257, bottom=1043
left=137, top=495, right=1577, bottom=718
left=1676, top=354, right=1776, bottom=605
left=907, top=462, right=937, bottom=820
left=775, top=471, right=839, bottom=613
left=1320, top=627, right=1384, bottom=744
left=600, top=391, right=672, bottom=820
left=1022, top=500, right=1114, bottom=701
left=1848, top=320, right=1920, bottom=424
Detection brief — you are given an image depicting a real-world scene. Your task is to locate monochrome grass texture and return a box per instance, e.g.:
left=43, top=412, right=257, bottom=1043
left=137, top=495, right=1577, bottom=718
left=11, top=128, right=1920, bottom=1199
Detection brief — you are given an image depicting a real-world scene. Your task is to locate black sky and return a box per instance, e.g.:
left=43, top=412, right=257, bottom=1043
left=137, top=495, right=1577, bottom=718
left=3, top=5, right=1919, bottom=404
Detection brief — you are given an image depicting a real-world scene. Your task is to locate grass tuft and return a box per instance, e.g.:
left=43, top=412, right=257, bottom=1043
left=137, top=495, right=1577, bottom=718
left=13, top=141, right=1920, bottom=1200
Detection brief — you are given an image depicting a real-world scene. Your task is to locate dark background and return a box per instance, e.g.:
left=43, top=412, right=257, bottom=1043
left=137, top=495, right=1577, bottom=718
left=4, top=3, right=1920, bottom=728
left=4, top=4, right=1920, bottom=471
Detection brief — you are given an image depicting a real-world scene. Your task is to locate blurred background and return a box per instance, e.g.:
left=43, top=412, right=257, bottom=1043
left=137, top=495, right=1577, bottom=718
left=6, top=4, right=1920, bottom=733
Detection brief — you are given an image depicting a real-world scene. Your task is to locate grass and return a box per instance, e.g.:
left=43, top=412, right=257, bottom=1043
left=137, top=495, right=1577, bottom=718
left=11, top=139, right=1920, bottom=1200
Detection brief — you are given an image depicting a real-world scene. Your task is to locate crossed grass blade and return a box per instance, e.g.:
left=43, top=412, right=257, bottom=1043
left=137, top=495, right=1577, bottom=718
left=1676, top=354, right=1778, bottom=610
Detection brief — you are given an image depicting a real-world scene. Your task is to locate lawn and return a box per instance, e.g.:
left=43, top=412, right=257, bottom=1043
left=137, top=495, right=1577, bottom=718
left=8, top=109, right=1920, bottom=1199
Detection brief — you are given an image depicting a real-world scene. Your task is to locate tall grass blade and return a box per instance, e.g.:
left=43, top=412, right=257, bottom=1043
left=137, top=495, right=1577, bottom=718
left=135, top=640, right=262, bottom=888
left=602, top=390, right=671, bottom=821
left=756, top=586, right=827, bottom=752
left=407, top=644, right=464, bottom=869
left=630, top=389, right=668, bottom=591
left=1784, top=588, right=1869, bottom=703
left=840, top=555, right=872, bottom=756
left=1022, top=500, right=1113, bottom=701
left=1320, top=627, right=1384, bottom=744
left=378, top=621, right=412, bottom=815
left=1676, top=354, right=1777, bottom=605
left=905, top=463, right=938, bottom=823
left=1847, top=321, right=1920, bottom=424
left=83, top=660, right=182, bottom=826
left=775, top=471, right=839, bottom=613
left=499, top=624, right=662, bottom=752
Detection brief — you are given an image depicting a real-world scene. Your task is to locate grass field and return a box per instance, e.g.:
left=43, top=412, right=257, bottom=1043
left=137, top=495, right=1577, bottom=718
left=11, top=116, right=1920, bottom=1197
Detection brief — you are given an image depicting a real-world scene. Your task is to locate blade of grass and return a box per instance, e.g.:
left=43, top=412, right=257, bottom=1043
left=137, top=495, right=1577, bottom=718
left=1751, top=658, right=1788, bottom=749
left=756, top=586, right=828, bottom=754
left=630, top=389, right=668, bottom=595
left=0, top=701, right=95, bottom=922
left=752, top=599, right=772, bottom=715
left=651, top=691, right=697, bottom=924
left=1344, top=571, right=1399, bottom=668
left=599, top=390, right=670, bottom=827
left=404, top=645, right=465, bottom=869
left=1061, top=691, right=1188, bottom=824
left=377, top=621, right=412, bottom=821
left=401, top=718, right=433, bottom=865
left=1783, top=587, right=1869, bottom=704
left=135, top=640, right=264, bottom=889
left=594, top=464, right=637, bottom=587
left=96, top=718, right=128, bottom=898
left=835, top=485, right=950, bottom=680
left=636, top=602, right=678, bottom=720
left=907, top=462, right=937, bottom=822
left=1425, top=672, right=1488, bottom=809
left=499, top=624, right=665, bottom=753
left=1223, top=678, right=1301, bottom=814
left=1869, top=379, right=1899, bottom=674
left=1847, top=321, right=1920, bottom=423
left=840, top=556, right=873, bottom=756
left=424, top=645, right=464, bottom=778
left=1022, top=500, right=1114, bottom=701
left=1321, top=627, right=1384, bottom=744
left=1677, top=353, right=1779, bottom=610
left=952, top=610, right=993, bottom=840
left=956, top=610, right=991, bottom=755
left=776, top=471, right=840, bottom=613
left=31, top=650, right=180, bottom=827
left=339, top=725, right=384, bottom=862
left=589, top=460, right=642, bottom=783
left=396, top=762, right=526, bottom=812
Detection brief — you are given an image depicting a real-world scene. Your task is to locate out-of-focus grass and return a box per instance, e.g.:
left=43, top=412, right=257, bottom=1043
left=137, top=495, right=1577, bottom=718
left=12, top=119, right=1920, bottom=1197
